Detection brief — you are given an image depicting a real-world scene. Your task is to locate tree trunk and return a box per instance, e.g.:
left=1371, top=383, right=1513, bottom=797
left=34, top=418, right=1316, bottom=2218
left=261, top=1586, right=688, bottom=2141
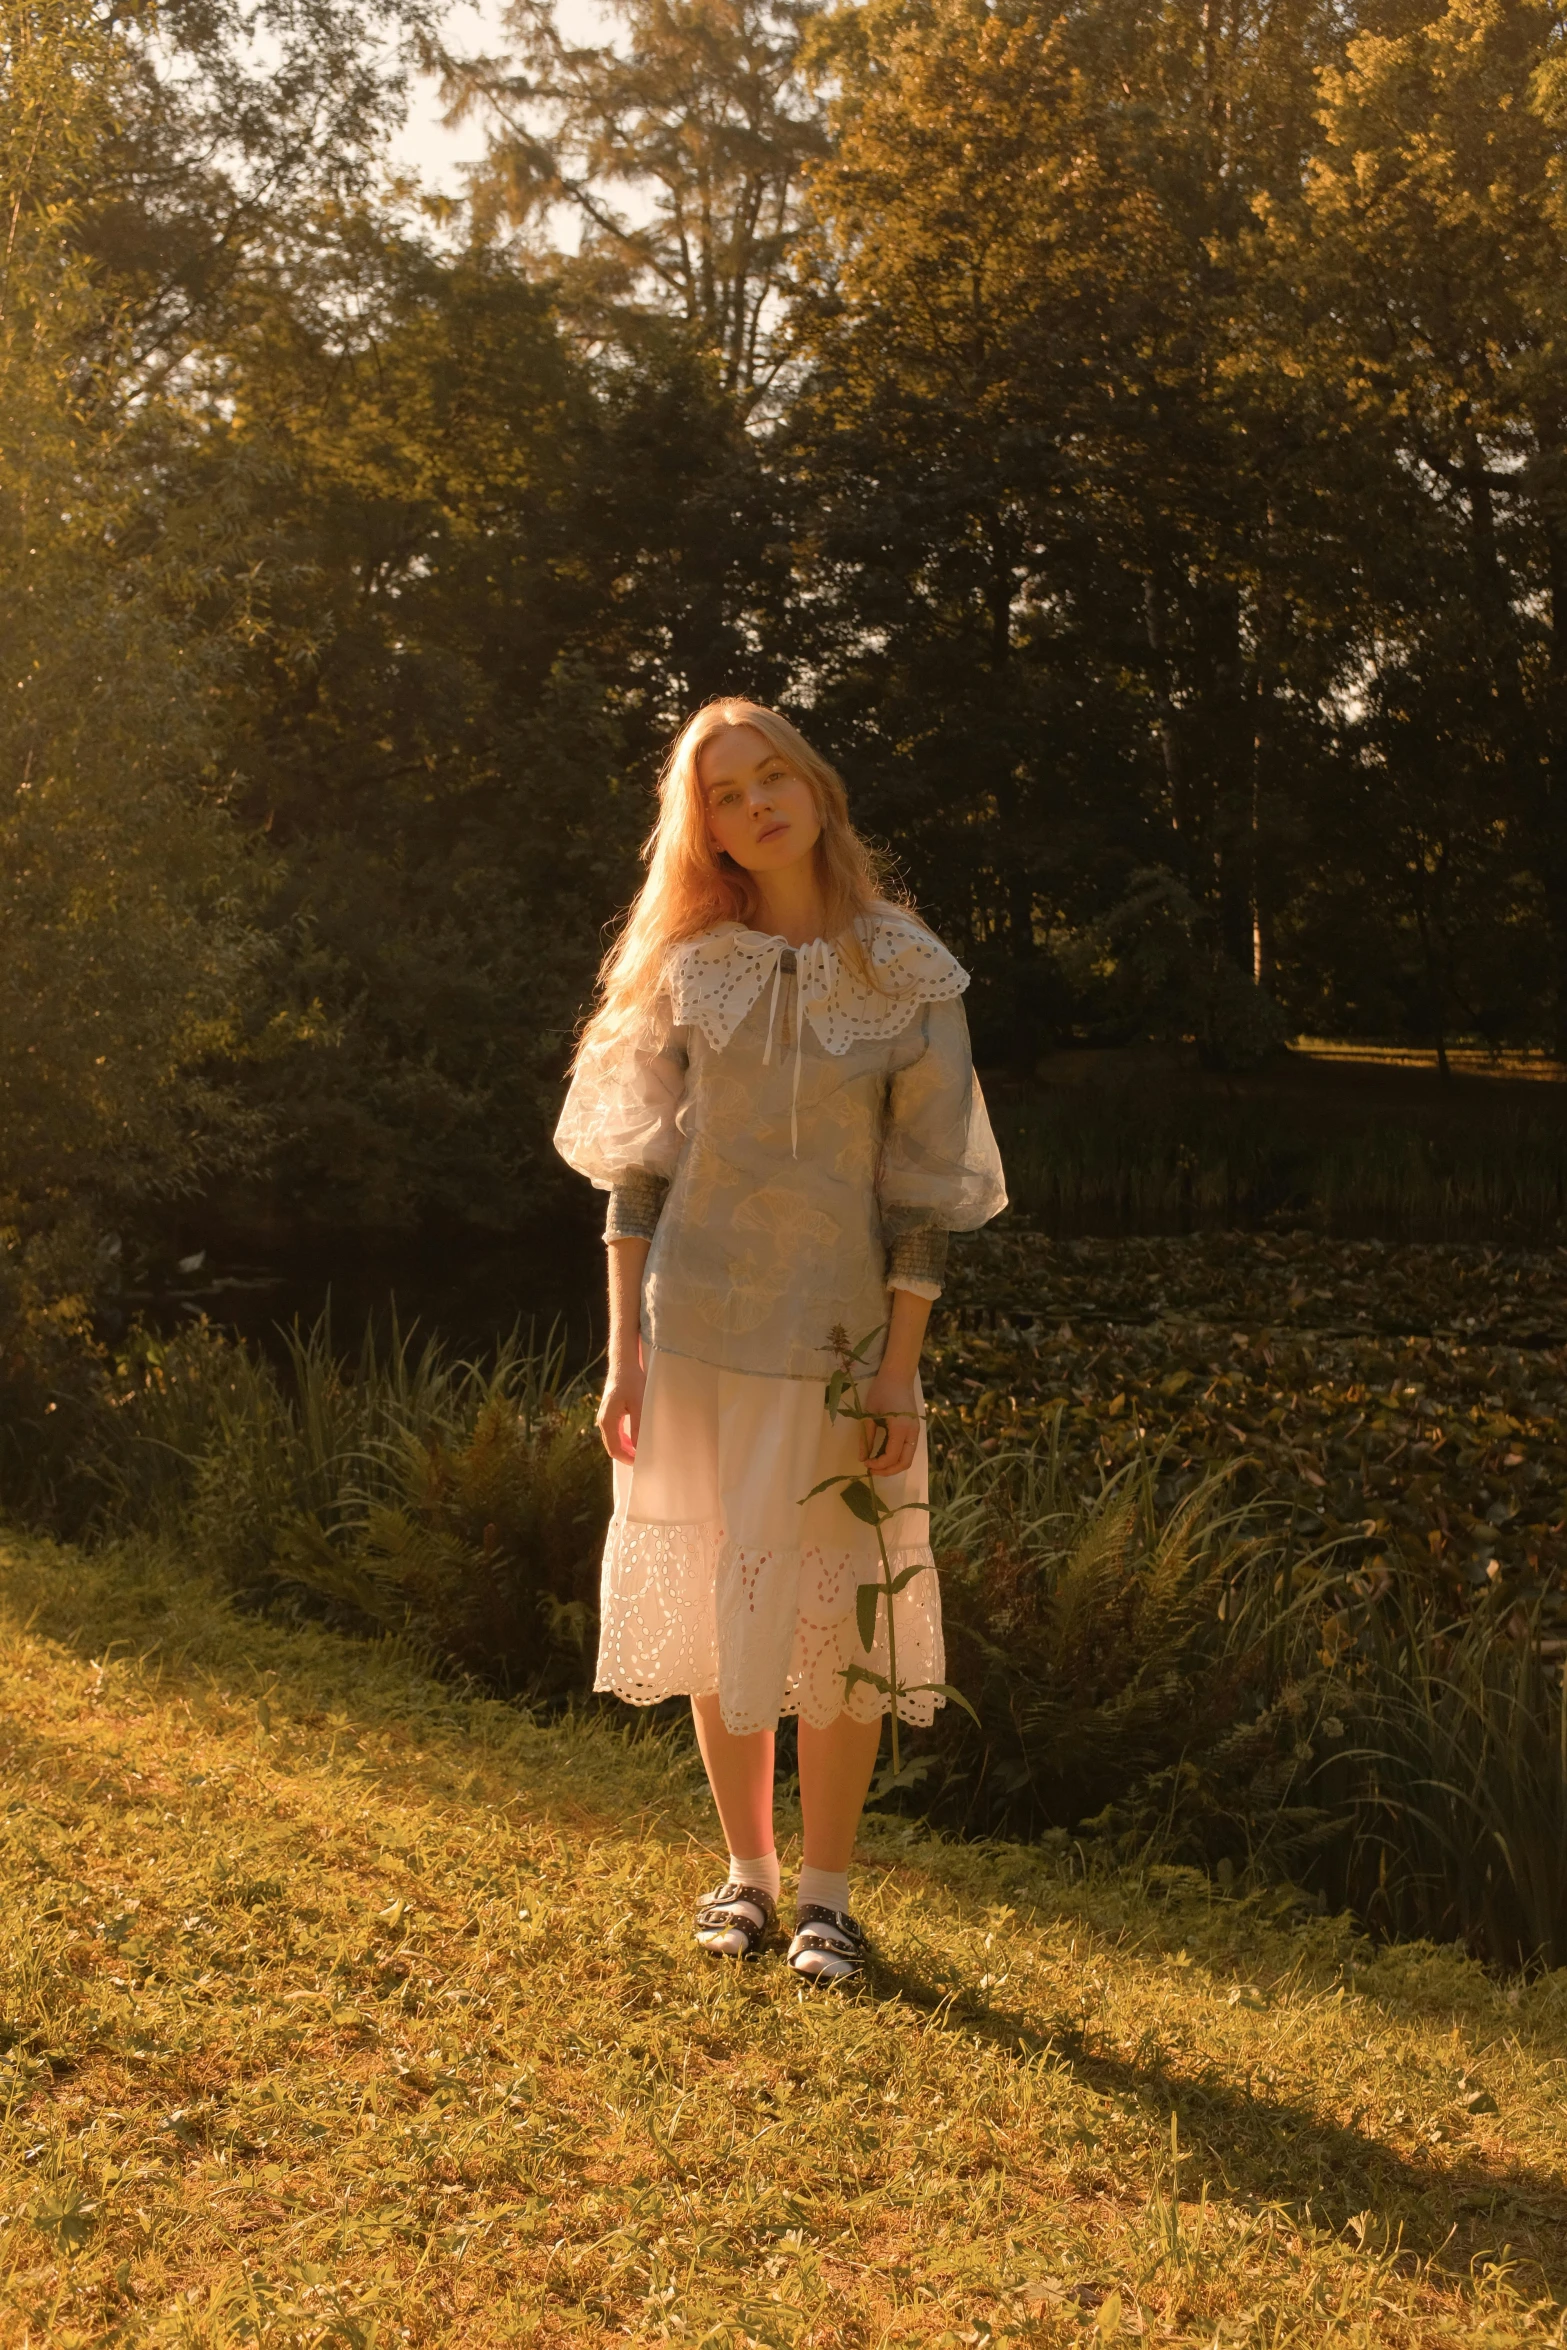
left=987, top=513, right=1037, bottom=1064
left=1143, top=571, right=1188, bottom=860
left=1537, top=495, right=1567, bottom=1059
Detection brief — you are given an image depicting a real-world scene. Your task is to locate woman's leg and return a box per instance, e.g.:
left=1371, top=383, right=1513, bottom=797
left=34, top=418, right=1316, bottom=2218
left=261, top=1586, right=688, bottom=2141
left=797, top=1710, right=883, bottom=1873
left=691, top=1692, right=776, bottom=1860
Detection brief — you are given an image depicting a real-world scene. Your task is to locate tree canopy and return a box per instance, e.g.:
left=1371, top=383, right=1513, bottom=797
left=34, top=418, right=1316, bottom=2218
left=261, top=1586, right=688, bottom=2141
left=5, top=0, right=1567, bottom=1261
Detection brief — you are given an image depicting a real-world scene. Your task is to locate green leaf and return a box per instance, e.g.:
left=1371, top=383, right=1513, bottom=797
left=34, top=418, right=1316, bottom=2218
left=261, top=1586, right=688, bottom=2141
left=850, top=1323, right=886, bottom=1365
left=885, top=1557, right=932, bottom=1595
left=840, top=1662, right=890, bottom=1698
left=32, top=2192, right=96, bottom=2254
left=839, top=1479, right=888, bottom=1527
left=855, top=1579, right=881, bottom=1652
left=825, top=1368, right=846, bottom=1422
left=910, top=1681, right=982, bottom=1728
left=800, top=1472, right=856, bottom=1501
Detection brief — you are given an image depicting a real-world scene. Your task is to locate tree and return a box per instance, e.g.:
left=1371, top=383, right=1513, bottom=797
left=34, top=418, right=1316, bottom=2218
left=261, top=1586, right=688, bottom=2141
left=0, top=2, right=262, bottom=1237
left=1271, top=0, right=1567, bottom=1047
left=441, top=0, right=826, bottom=400
left=786, top=0, right=1338, bottom=1056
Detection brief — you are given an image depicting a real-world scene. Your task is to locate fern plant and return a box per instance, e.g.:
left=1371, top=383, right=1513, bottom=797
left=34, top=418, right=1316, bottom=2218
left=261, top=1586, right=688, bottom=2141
left=107, top=1310, right=609, bottom=1694
left=925, top=1420, right=1337, bottom=1856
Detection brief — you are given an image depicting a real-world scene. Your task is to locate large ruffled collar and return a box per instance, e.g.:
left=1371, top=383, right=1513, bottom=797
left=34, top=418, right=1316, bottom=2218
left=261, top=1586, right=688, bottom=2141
left=667, top=912, right=969, bottom=1057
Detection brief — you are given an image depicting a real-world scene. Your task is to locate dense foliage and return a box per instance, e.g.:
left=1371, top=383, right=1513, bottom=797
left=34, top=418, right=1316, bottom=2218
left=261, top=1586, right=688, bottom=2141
left=62, top=1276, right=1563, bottom=1968
left=5, top=0, right=1567, bottom=1276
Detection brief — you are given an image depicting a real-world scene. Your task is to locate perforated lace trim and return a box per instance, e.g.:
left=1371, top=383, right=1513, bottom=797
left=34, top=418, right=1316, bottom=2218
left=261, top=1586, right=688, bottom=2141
left=667, top=915, right=969, bottom=1059
left=594, top=1515, right=946, bottom=1733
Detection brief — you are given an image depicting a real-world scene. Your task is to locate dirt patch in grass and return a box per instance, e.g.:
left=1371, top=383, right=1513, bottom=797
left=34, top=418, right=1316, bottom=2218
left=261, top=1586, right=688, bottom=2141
left=0, top=1534, right=1564, bottom=2344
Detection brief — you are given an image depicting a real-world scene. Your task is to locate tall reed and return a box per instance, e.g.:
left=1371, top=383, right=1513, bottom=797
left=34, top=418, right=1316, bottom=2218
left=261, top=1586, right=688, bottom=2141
left=101, top=1312, right=610, bottom=1693
left=925, top=1423, right=1336, bottom=1858
left=1309, top=1590, right=1567, bottom=1968
left=925, top=1426, right=1567, bottom=1966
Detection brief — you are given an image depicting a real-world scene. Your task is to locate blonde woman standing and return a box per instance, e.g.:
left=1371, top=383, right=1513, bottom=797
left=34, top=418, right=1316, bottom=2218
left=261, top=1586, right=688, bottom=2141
left=554, top=701, right=1006, bottom=1984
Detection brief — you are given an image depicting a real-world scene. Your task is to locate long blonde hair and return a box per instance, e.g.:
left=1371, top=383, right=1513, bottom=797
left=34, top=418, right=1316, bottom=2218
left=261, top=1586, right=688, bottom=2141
left=580, top=699, right=901, bottom=1050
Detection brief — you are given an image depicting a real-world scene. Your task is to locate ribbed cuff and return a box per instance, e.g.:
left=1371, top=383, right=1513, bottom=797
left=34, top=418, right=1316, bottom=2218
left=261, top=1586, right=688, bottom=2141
left=605, top=1170, right=669, bottom=1244
left=886, top=1223, right=948, bottom=1293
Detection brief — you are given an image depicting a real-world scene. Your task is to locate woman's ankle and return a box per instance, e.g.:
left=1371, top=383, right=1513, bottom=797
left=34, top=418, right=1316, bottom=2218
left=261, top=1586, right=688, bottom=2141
left=728, top=1849, right=781, bottom=1902
left=796, top=1862, right=851, bottom=1916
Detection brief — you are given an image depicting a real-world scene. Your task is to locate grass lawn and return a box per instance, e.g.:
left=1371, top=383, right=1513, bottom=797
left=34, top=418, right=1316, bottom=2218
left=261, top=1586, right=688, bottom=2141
left=2, top=1535, right=1565, bottom=2347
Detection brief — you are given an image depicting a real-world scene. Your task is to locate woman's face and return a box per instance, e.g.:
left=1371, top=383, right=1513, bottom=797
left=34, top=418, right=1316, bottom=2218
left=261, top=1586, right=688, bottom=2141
left=699, top=724, right=823, bottom=875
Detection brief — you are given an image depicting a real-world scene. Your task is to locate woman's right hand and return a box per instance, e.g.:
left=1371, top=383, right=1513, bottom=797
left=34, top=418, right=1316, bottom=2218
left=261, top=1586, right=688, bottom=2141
left=597, top=1359, right=646, bottom=1463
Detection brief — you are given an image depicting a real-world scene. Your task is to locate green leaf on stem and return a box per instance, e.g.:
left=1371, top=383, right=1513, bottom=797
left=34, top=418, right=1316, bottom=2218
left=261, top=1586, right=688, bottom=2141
left=910, top=1681, right=982, bottom=1728
left=801, top=1472, right=856, bottom=1501
left=839, top=1479, right=888, bottom=1527
left=825, top=1368, right=846, bottom=1421
left=840, top=1662, right=890, bottom=1699
left=885, top=1558, right=932, bottom=1596
left=855, top=1580, right=881, bottom=1653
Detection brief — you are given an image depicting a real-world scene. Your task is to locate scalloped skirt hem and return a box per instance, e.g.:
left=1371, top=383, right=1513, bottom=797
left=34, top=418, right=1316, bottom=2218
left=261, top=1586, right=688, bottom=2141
left=594, top=1516, right=946, bottom=1736
left=594, top=1346, right=944, bottom=1736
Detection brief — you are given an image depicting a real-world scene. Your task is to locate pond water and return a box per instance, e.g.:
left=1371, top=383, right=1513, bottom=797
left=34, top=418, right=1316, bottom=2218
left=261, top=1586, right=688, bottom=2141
left=117, top=1199, right=609, bottom=1375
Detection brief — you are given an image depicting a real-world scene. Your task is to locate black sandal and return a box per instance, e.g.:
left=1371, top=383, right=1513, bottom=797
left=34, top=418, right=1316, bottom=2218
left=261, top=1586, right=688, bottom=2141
left=786, top=1904, right=869, bottom=1986
left=694, top=1880, right=777, bottom=1960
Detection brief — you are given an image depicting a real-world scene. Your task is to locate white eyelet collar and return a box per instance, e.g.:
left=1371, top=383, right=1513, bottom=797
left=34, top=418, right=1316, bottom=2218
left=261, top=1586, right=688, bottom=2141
left=666, top=911, right=969, bottom=1058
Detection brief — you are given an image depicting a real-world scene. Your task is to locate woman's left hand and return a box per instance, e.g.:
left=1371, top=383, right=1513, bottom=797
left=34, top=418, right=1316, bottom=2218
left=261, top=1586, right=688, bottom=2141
left=861, top=1372, right=922, bottom=1479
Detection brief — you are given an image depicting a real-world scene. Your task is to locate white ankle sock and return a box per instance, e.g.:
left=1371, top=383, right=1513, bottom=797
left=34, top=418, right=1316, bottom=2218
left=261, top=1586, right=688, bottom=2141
left=797, top=1863, right=851, bottom=1917
left=728, top=1850, right=780, bottom=1902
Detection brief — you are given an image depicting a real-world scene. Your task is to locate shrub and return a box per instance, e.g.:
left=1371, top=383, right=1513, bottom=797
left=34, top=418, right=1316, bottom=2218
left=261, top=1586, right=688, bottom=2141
left=1309, top=1588, right=1567, bottom=1970
left=922, top=1423, right=1336, bottom=1863
left=101, top=1312, right=610, bottom=1696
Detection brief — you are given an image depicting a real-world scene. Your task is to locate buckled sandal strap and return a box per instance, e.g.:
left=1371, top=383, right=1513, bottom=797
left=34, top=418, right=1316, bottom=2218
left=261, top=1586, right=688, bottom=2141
left=694, top=1880, right=777, bottom=1959
left=787, top=1903, right=868, bottom=1984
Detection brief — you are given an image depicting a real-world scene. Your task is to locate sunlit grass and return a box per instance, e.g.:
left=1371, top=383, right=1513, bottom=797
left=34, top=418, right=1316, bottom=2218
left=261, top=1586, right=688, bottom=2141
left=1, top=1536, right=1565, bottom=2345
left=1291, top=1042, right=1567, bottom=1082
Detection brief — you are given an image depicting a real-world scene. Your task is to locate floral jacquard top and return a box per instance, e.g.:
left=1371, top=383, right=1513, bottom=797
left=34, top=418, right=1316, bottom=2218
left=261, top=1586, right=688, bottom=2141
left=553, top=911, right=1008, bottom=1380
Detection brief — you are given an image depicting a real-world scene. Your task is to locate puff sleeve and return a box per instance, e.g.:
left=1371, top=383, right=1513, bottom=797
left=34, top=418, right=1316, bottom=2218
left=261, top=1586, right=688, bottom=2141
left=878, top=995, right=1007, bottom=1297
left=553, top=1003, right=688, bottom=1244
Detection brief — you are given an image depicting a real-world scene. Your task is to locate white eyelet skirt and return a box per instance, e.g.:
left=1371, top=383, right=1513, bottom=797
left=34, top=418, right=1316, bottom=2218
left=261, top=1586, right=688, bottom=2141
left=595, top=1347, right=946, bottom=1736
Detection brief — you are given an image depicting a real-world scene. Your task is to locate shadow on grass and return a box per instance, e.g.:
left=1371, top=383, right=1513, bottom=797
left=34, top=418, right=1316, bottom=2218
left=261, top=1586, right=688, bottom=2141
left=866, top=1942, right=1567, bottom=2300
left=11, top=1537, right=1567, bottom=2305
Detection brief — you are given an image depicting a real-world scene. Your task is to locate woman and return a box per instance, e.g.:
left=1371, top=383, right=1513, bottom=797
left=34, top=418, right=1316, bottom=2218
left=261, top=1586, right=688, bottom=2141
left=554, top=699, right=1006, bottom=1983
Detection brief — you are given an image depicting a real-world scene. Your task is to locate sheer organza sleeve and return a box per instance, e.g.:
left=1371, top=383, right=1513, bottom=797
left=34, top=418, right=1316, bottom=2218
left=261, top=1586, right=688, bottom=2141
left=553, top=1002, right=688, bottom=1195
left=878, top=995, right=1006, bottom=1294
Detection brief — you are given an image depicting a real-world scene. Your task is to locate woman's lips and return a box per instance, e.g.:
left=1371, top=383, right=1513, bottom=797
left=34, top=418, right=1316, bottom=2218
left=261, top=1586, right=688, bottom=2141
left=757, top=820, right=788, bottom=843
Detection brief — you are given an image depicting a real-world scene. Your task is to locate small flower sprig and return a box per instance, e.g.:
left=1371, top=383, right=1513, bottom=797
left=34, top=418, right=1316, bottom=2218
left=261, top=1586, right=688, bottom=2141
left=801, top=1322, right=978, bottom=1779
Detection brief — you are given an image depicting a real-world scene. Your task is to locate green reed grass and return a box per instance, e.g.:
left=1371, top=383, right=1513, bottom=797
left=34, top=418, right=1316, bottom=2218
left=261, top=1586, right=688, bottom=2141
left=925, top=1427, right=1338, bottom=1861
left=925, top=1430, right=1567, bottom=1968
left=98, top=1312, right=609, bottom=1694
left=1310, top=1590, right=1567, bottom=1969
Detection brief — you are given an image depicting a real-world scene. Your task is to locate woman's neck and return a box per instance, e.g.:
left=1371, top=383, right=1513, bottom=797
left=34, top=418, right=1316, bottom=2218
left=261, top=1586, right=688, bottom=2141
left=750, top=857, right=829, bottom=949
